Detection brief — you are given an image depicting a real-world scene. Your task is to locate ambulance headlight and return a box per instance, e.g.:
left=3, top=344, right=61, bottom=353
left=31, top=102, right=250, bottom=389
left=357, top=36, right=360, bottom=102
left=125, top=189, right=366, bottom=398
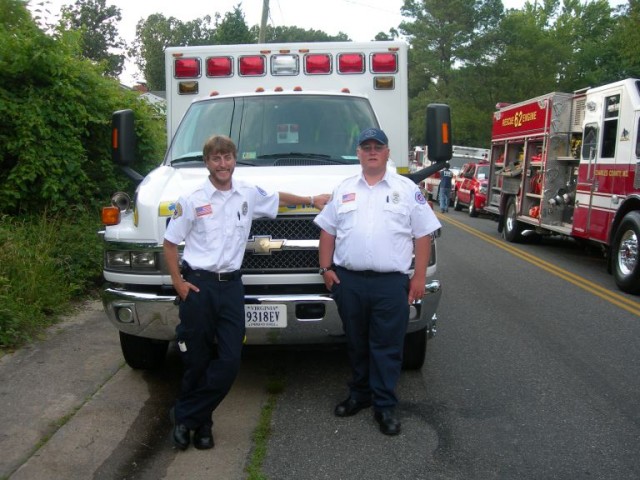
left=105, top=251, right=158, bottom=271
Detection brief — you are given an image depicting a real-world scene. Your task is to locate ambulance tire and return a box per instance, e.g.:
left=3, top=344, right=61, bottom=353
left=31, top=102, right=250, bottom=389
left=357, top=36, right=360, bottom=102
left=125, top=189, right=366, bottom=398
left=402, top=327, right=427, bottom=370
left=504, top=197, right=523, bottom=243
left=119, top=332, right=169, bottom=370
left=612, top=211, right=640, bottom=294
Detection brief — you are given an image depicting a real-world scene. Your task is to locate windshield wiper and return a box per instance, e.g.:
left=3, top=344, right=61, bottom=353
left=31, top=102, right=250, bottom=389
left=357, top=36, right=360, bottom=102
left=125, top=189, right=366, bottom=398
left=257, top=152, right=331, bottom=159
left=170, top=154, right=203, bottom=165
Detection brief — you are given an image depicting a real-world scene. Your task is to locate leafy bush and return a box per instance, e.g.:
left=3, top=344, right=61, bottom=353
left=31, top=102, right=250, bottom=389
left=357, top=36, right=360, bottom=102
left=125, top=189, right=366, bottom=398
left=0, top=0, right=165, bottom=216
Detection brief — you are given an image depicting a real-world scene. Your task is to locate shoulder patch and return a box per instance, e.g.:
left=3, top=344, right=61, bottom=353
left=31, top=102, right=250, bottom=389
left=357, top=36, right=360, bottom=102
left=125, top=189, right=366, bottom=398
left=415, top=191, right=426, bottom=205
left=172, top=202, right=183, bottom=219
left=256, top=186, right=268, bottom=196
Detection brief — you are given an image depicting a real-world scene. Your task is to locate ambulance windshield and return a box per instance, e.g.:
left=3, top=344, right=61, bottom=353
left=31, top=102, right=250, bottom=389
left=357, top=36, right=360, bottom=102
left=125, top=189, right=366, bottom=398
left=167, top=94, right=379, bottom=167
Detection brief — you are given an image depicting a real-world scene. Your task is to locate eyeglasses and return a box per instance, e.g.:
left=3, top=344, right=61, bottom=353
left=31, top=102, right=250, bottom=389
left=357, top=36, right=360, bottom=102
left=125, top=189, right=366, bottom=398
left=207, top=153, right=234, bottom=163
left=359, top=144, right=387, bottom=152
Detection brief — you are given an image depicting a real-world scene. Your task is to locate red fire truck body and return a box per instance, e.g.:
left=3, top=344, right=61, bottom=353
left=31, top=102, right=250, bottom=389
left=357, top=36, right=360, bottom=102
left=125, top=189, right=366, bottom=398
left=485, top=78, right=640, bottom=293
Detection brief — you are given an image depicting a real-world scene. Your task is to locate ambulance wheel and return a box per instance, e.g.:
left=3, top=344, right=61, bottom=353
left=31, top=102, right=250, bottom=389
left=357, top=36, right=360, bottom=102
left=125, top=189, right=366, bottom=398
left=453, top=193, right=462, bottom=211
left=504, top=197, right=523, bottom=243
left=612, top=211, right=640, bottom=294
left=119, top=332, right=169, bottom=369
left=468, top=193, right=478, bottom=217
left=402, top=328, right=427, bottom=370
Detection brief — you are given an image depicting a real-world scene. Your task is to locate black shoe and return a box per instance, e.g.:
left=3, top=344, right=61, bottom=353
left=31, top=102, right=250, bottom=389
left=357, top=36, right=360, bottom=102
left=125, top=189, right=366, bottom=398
left=169, top=407, right=190, bottom=450
left=334, top=397, right=372, bottom=417
left=193, top=425, right=214, bottom=450
left=374, top=410, right=401, bottom=436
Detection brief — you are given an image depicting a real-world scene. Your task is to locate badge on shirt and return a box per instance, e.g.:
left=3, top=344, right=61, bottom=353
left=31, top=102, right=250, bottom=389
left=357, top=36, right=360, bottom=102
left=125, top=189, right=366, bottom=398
left=342, top=192, right=356, bottom=203
left=196, top=204, right=213, bottom=217
left=242, top=201, right=248, bottom=216
left=391, top=191, right=400, bottom=204
left=415, top=191, right=427, bottom=205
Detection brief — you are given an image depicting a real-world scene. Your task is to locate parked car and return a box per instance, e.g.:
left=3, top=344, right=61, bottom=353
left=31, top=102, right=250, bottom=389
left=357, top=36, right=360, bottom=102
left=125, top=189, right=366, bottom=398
left=453, top=162, right=490, bottom=216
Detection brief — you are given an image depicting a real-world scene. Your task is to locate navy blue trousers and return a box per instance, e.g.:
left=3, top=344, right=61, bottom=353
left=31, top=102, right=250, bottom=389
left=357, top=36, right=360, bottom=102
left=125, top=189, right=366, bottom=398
left=332, top=267, right=409, bottom=411
left=174, top=273, right=245, bottom=430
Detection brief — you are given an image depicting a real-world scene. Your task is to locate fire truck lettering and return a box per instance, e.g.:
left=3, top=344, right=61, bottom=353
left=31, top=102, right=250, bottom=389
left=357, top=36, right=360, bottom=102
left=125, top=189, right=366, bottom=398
left=502, top=110, right=537, bottom=128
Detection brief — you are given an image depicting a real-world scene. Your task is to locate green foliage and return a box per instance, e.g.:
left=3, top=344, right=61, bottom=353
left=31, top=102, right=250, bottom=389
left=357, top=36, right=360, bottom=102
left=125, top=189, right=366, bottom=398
left=0, top=212, right=103, bottom=349
left=59, top=0, right=127, bottom=77
left=0, top=0, right=165, bottom=215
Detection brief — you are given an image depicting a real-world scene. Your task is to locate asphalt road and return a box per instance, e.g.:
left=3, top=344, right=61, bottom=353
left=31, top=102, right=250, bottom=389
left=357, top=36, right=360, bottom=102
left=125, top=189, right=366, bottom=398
left=2, top=208, right=639, bottom=479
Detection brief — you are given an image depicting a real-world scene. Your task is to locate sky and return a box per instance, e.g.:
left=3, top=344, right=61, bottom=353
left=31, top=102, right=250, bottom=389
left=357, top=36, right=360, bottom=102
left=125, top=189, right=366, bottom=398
left=32, top=0, right=625, bottom=86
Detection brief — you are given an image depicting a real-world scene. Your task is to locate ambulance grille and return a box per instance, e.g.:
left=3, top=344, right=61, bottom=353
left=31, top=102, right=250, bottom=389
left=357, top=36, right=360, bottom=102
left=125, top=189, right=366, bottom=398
left=242, top=216, right=320, bottom=273
left=240, top=215, right=437, bottom=273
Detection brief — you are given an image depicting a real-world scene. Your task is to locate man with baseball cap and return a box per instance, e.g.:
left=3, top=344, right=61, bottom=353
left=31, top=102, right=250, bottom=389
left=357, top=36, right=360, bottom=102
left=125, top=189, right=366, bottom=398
left=314, top=127, right=441, bottom=435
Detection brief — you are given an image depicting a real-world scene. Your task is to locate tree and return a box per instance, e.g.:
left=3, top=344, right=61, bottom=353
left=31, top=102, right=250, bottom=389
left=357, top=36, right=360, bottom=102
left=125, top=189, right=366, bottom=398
left=258, top=25, right=349, bottom=42
left=58, top=0, right=126, bottom=77
left=608, top=0, right=640, bottom=79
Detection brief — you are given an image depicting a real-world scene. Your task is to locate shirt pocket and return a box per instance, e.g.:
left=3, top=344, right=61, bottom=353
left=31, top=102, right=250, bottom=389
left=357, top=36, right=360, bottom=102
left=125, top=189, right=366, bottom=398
left=336, top=202, right=357, bottom=234
left=235, top=213, right=251, bottom=242
left=196, top=215, right=222, bottom=242
left=383, top=202, right=410, bottom=233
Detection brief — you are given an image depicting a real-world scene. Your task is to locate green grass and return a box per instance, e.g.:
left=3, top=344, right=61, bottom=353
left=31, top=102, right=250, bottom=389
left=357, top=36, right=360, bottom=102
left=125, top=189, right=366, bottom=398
left=0, top=211, right=103, bottom=351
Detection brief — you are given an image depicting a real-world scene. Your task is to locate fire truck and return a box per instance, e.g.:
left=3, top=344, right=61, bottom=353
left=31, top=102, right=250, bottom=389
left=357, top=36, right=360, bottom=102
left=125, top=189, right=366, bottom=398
left=485, top=78, right=640, bottom=294
left=101, top=42, right=451, bottom=370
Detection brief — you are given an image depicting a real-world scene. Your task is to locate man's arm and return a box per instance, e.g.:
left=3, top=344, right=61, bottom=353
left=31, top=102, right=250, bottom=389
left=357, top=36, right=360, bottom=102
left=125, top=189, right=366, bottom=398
left=278, top=192, right=330, bottom=210
left=408, top=235, right=430, bottom=304
left=163, top=239, right=199, bottom=300
left=319, top=229, right=339, bottom=289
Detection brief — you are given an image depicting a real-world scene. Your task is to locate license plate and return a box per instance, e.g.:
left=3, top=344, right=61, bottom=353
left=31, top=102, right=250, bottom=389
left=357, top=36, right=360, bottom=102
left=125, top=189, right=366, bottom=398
left=245, top=304, right=287, bottom=328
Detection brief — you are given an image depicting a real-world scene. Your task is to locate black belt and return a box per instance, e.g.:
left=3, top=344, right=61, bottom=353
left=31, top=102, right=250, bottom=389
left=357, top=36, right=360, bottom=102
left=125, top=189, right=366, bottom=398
left=188, top=269, right=242, bottom=282
left=336, top=266, right=402, bottom=277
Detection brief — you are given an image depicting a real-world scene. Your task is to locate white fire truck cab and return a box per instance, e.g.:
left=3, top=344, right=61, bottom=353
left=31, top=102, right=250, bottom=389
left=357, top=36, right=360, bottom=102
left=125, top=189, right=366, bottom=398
left=486, top=78, right=640, bottom=293
left=101, top=42, right=452, bottom=370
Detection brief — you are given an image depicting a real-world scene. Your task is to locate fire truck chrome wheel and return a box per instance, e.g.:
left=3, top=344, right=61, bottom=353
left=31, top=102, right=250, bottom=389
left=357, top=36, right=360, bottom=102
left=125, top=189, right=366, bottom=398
left=504, top=197, right=523, bottom=243
left=617, top=230, right=638, bottom=276
left=613, top=211, right=640, bottom=294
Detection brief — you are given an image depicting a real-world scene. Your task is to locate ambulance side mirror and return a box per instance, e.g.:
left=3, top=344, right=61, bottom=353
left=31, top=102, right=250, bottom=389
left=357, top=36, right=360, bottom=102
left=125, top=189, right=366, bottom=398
left=112, top=109, right=136, bottom=167
left=425, top=104, right=452, bottom=163
left=112, top=109, right=143, bottom=182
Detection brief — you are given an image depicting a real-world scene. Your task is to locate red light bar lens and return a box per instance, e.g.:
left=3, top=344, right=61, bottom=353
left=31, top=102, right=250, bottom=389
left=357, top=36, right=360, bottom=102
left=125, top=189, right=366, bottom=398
left=371, top=53, right=398, bottom=73
left=239, top=56, right=266, bottom=76
left=337, top=53, right=364, bottom=74
left=175, top=58, right=200, bottom=78
left=206, top=56, right=233, bottom=77
left=305, top=54, right=331, bottom=74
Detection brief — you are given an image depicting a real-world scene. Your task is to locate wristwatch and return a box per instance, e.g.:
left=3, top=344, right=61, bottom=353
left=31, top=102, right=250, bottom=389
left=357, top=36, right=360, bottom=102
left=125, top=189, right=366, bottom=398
left=319, top=266, right=333, bottom=275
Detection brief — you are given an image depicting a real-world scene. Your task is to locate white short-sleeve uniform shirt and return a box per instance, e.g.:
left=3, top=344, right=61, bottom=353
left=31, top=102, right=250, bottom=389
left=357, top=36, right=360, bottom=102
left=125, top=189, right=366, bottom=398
left=314, top=170, right=441, bottom=274
left=165, top=178, right=279, bottom=272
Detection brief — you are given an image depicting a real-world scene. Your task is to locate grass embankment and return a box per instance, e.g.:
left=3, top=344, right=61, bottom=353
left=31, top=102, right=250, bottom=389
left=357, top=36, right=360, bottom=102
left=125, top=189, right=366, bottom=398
left=0, top=212, right=103, bottom=352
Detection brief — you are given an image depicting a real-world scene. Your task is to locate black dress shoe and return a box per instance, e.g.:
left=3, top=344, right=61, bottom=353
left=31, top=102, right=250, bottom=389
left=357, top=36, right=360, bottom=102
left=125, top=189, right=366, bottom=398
left=334, top=397, right=372, bottom=417
left=170, top=407, right=190, bottom=450
left=374, top=410, right=401, bottom=436
left=193, top=425, right=214, bottom=450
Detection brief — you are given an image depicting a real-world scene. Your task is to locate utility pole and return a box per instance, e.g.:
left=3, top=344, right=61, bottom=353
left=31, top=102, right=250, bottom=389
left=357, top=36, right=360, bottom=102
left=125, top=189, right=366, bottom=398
left=259, top=0, right=269, bottom=43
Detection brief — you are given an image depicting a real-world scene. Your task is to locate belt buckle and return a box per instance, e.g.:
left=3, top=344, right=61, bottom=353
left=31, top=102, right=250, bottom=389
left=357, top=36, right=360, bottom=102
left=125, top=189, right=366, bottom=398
left=217, top=272, right=228, bottom=282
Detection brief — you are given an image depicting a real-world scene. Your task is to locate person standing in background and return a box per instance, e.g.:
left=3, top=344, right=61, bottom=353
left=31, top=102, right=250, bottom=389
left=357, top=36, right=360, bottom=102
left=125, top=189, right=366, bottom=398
left=438, top=164, right=453, bottom=213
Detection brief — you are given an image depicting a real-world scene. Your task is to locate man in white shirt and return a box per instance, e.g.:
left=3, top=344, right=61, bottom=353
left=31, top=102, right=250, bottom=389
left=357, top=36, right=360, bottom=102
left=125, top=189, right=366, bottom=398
left=164, top=135, right=328, bottom=450
left=314, top=128, right=441, bottom=435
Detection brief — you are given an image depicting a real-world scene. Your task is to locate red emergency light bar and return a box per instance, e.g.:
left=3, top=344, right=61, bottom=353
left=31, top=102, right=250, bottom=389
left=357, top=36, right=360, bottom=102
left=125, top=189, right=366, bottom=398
left=239, top=55, right=266, bottom=76
left=174, top=58, right=200, bottom=78
left=206, top=56, right=233, bottom=77
left=305, top=54, right=331, bottom=74
left=371, top=53, right=398, bottom=73
left=337, top=53, right=365, bottom=74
